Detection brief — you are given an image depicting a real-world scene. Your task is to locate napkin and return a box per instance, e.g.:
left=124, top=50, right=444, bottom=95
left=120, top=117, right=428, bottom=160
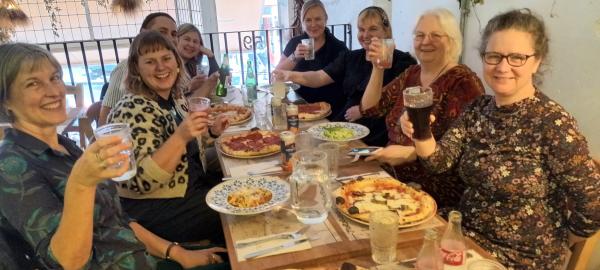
left=234, top=234, right=312, bottom=262
left=228, top=160, right=281, bottom=178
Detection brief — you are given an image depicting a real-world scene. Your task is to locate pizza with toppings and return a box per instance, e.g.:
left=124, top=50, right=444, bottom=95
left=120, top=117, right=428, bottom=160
left=298, top=102, right=331, bottom=121
left=208, top=104, right=252, bottom=125
left=334, top=177, right=436, bottom=226
left=218, top=130, right=281, bottom=158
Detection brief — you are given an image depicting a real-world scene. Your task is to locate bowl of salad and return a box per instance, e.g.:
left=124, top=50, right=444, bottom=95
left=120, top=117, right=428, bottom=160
left=307, top=122, right=370, bottom=142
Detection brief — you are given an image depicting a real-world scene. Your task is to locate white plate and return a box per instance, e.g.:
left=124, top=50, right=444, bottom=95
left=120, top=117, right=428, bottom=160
left=206, top=176, right=290, bottom=215
left=307, top=122, right=370, bottom=142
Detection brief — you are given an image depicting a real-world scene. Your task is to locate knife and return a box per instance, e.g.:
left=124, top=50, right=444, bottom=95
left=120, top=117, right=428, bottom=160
left=243, top=238, right=309, bottom=260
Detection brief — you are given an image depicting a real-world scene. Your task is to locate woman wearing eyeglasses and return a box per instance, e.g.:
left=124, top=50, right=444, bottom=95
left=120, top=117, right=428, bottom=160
left=360, top=8, right=483, bottom=211
left=400, top=9, right=600, bottom=269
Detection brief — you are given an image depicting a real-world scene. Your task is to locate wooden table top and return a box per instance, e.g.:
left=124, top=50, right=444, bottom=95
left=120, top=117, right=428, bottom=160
left=213, top=96, right=495, bottom=270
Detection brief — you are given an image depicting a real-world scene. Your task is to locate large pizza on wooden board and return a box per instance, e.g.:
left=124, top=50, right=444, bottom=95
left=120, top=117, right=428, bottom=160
left=298, top=102, right=331, bottom=121
left=219, top=130, right=281, bottom=158
left=208, top=104, right=252, bottom=125
left=334, top=177, right=436, bottom=225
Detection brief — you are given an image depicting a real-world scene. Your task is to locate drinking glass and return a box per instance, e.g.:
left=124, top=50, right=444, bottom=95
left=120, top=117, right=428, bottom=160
left=94, top=123, right=137, bottom=182
left=296, top=131, right=314, bottom=151
left=318, top=142, right=339, bottom=181
left=196, top=55, right=210, bottom=76
left=403, top=86, right=434, bottom=140
left=301, top=38, right=315, bottom=60
left=290, top=150, right=331, bottom=224
left=370, top=210, right=398, bottom=264
left=187, top=96, right=211, bottom=112
left=253, top=96, right=272, bottom=130
left=377, top=39, right=395, bottom=69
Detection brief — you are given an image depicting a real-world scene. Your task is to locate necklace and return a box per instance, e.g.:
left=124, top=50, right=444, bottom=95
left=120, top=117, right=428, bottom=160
left=423, top=62, right=450, bottom=87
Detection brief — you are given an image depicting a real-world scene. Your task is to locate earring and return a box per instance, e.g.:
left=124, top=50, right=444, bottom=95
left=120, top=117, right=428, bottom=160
left=176, top=68, right=180, bottom=74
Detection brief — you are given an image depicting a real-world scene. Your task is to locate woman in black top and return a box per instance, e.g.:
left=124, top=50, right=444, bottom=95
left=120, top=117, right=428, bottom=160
left=176, top=23, right=219, bottom=77
left=274, top=6, right=416, bottom=146
left=275, top=0, right=348, bottom=118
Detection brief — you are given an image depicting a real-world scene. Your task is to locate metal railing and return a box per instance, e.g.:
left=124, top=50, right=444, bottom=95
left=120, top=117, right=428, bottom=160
left=41, top=24, right=352, bottom=104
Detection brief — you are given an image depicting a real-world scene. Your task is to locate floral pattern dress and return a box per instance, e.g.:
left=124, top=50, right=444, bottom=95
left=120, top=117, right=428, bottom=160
left=361, top=64, right=484, bottom=210
left=421, top=91, right=600, bottom=269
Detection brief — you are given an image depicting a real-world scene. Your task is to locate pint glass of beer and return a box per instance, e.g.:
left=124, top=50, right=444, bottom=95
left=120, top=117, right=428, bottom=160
left=403, top=86, right=434, bottom=140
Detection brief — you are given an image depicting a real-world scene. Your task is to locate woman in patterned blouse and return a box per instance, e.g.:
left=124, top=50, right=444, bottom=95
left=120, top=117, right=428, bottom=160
left=401, top=9, right=600, bottom=269
left=360, top=8, right=484, bottom=211
left=0, top=43, right=225, bottom=269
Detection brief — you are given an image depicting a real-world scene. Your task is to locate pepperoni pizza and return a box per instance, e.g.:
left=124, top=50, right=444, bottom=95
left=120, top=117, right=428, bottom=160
left=218, top=130, right=281, bottom=158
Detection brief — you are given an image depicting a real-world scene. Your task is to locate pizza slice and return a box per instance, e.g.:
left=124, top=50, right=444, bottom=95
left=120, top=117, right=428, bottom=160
left=208, top=104, right=252, bottom=125
left=298, top=102, right=331, bottom=121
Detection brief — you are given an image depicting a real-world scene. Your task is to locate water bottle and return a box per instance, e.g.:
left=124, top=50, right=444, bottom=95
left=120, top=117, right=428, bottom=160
left=245, top=59, right=258, bottom=103
left=416, top=229, right=443, bottom=270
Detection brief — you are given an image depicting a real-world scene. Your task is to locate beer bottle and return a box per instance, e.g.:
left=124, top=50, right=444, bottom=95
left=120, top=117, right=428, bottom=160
left=286, top=103, right=299, bottom=134
left=215, top=53, right=230, bottom=97
left=279, top=131, right=296, bottom=172
left=441, top=210, right=467, bottom=269
left=245, top=59, right=258, bottom=103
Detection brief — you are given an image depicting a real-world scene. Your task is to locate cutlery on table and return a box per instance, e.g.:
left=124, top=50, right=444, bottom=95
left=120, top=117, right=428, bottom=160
left=335, top=171, right=382, bottom=182
left=235, top=225, right=310, bottom=248
left=243, top=238, right=309, bottom=260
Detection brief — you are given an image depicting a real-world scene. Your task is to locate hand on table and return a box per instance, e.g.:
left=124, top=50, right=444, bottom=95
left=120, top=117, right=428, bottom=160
left=172, top=246, right=227, bottom=268
left=365, top=145, right=417, bottom=166
left=272, top=69, right=291, bottom=82
left=344, top=106, right=362, bottom=122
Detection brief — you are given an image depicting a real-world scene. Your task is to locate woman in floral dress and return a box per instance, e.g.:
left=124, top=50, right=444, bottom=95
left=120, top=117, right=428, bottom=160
left=401, top=9, right=600, bottom=269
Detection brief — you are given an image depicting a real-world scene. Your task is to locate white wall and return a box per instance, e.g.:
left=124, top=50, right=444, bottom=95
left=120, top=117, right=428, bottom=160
left=322, top=0, right=375, bottom=50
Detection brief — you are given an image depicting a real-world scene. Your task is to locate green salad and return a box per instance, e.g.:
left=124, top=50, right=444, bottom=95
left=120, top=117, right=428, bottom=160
left=323, top=126, right=354, bottom=140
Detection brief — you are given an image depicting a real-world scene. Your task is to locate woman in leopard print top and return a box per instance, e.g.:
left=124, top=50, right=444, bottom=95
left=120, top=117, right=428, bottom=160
left=108, top=31, right=228, bottom=244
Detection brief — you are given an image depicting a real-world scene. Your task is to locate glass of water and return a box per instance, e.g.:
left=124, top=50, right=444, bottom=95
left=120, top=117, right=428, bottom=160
left=370, top=210, right=398, bottom=264
left=94, top=123, right=137, bottom=182
left=196, top=55, right=210, bottom=76
left=301, top=38, right=315, bottom=60
left=290, top=150, right=331, bottom=224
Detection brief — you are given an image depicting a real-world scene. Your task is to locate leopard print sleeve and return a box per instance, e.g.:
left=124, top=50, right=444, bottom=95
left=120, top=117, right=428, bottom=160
left=108, top=94, right=188, bottom=197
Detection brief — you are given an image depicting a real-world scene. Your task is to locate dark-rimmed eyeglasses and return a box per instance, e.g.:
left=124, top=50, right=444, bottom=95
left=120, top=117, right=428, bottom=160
left=481, top=52, right=536, bottom=67
left=413, top=32, right=448, bottom=42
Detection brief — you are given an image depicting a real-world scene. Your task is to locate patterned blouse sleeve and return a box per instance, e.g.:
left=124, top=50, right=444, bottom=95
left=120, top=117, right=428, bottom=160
left=420, top=102, right=474, bottom=174
left=109, top=98, right=173, bottom=194
left=361, top=70, right=408, bottom=118
left=543, top=108, right=600, bottom=237
left=0, top=151, right=67, bottom=268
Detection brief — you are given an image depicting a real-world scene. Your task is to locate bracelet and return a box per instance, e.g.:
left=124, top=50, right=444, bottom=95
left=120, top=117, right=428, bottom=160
left=165, top=242, right=180, bottom=260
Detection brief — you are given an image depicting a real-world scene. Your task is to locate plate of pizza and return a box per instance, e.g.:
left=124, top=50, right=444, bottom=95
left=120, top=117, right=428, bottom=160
left=206, top=176, right=290, bottom=215
left=333, top=177, right=437, bottom=227
left=208, top=104, right=252, bottom=125
left=298, top=102, right=331, bottom=121
left=217, top=130, right=281, bottom=159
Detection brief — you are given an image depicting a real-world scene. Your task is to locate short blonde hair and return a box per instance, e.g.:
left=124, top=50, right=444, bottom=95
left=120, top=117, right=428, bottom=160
left=358, top=6, right=392, bottom=38
left=415, top=8, right=462, bottom=62
left=177, top=23, right=204, bottom=46
left=301, top=0, right=328, bottom=22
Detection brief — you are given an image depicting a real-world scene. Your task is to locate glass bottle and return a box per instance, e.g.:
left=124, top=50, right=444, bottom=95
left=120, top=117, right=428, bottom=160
left=245, top=59, right=258, bottom=103
left=286, top=103, right=299, bottom=134
left=271, top=97, right=286, bottom=130
left=441, top=210, right=467, bottom=269
left=416, top=229, right=443, bottom=270
left=215, top=53, right=230, bottom=97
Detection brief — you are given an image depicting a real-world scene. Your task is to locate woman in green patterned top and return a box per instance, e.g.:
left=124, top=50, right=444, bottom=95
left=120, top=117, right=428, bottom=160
left=0, top=43, right=225, bottom=269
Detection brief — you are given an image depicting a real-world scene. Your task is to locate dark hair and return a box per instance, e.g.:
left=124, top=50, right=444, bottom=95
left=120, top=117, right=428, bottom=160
left=126, top=31, right=184, bottom=99
left=140, top=12, right=176, bottom=32
left=479, top=9, right=549, bottom=82
left=0, top=43, right=62, bottom=122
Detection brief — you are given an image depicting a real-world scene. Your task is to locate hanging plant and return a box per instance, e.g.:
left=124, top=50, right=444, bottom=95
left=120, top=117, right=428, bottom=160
left=111, top=0, right=143, bottom=13
left=1, top=0, right=29, bottom=28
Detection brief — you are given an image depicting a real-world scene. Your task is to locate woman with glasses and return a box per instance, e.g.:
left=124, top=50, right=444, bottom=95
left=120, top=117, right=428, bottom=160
left=360, top=8, right=483, bottom=210
left=274, top=6, right=416, bottom=146
left=274, top=0, right=348, bottom=118
left=401, top=9, right=600, bottom=269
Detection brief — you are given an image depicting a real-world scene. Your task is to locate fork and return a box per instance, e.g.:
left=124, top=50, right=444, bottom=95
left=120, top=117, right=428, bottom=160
left=235, top=225, right=310, bottom=248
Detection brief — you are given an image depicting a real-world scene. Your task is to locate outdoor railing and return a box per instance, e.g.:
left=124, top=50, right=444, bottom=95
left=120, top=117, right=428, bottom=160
left=41, top=24, right=352, bottom=104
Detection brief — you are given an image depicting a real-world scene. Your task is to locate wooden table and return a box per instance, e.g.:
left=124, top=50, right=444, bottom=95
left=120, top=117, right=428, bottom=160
left=213, top=94, right=495, bottom=269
